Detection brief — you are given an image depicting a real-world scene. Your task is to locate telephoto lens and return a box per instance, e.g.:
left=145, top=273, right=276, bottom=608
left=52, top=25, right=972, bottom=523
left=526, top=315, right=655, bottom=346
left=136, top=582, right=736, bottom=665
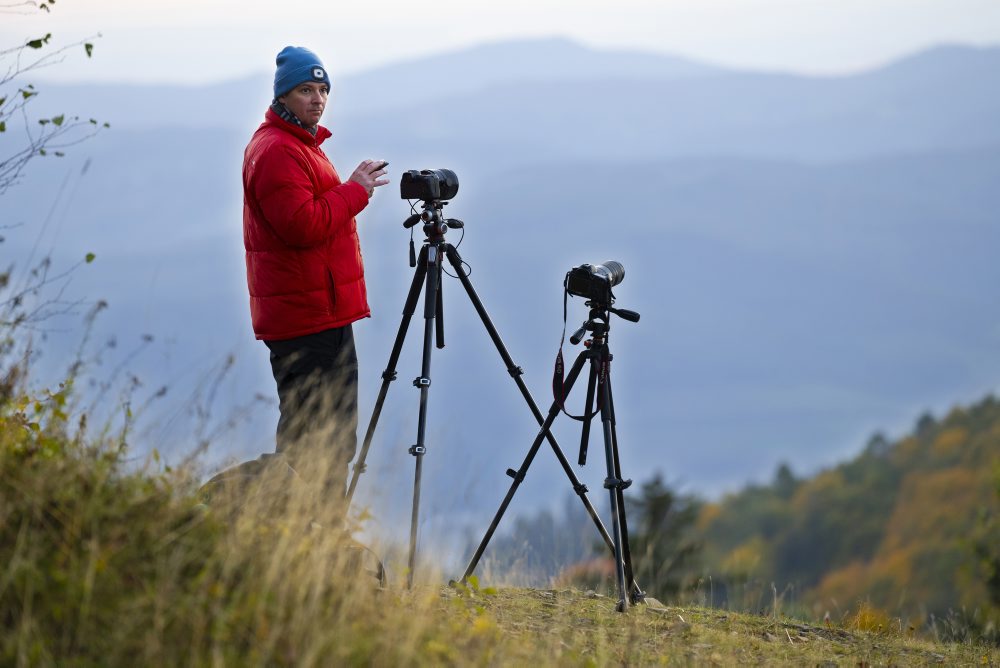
left=591, top=261, right=624, bottom=288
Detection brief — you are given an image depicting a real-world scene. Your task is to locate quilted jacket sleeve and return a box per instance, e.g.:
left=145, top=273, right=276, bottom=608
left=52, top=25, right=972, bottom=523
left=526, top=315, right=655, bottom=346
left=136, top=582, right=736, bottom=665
left=253, top=144, right=369, bottom=248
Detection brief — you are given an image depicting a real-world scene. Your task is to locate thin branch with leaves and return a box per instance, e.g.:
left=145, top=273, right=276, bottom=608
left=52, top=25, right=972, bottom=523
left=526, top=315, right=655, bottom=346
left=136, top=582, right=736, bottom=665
left=1, top=25, right=105, bottom=195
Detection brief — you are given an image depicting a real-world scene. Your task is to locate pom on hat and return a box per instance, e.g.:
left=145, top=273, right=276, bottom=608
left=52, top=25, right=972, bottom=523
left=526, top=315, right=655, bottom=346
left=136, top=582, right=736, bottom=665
left=273, top=46, right=331, bottom=99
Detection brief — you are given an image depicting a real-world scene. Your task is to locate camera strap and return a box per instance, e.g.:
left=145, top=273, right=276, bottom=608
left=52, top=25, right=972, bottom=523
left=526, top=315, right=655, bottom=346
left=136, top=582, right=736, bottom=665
left=553, top=286, right=601, bottom=422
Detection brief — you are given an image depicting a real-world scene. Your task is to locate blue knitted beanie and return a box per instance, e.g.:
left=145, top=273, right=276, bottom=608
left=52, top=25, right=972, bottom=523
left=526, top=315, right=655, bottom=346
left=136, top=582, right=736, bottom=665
left=273, top=46, right=331, bottom=99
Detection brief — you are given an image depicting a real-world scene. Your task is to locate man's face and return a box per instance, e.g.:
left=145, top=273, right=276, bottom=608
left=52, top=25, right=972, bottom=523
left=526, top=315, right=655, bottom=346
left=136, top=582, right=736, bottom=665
left=278, top=81, right=329, bottom=128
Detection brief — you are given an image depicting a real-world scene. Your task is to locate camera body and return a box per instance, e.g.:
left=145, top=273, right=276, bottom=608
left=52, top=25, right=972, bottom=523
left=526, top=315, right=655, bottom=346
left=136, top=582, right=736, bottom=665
left=565, top=261, right=625, bottom=304
left=400, top=169, right=459, bottom=201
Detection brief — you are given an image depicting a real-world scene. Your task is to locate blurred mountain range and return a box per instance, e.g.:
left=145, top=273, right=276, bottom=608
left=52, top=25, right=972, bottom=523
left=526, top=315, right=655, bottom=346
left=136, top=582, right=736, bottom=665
left=5, top=37, right=1000, bottom=559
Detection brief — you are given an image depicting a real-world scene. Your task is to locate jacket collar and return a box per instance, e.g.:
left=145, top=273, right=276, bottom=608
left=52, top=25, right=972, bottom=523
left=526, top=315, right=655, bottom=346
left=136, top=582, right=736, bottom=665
left=264, top=108, right=332, bottom=147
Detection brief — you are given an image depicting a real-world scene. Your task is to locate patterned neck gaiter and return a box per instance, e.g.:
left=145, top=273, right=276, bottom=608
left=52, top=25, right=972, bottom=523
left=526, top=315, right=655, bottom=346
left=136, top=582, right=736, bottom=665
left=270, top=99, right=317, bottom=136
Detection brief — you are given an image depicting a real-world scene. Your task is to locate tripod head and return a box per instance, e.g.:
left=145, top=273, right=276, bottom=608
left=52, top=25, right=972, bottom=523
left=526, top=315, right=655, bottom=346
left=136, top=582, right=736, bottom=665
left=570, top=301, right=641, bottom=345
left=403, top=200, right=464, bottom=266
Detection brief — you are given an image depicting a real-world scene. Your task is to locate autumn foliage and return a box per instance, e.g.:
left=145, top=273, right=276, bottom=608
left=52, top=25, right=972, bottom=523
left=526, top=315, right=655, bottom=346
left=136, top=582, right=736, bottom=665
left=697, top=396, right=1000, bottom=637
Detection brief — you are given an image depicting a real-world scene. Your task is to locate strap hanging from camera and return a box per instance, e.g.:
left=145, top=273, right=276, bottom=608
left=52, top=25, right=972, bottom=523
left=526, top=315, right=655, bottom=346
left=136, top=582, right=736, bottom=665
left=552, top=280, right=602, bottom=422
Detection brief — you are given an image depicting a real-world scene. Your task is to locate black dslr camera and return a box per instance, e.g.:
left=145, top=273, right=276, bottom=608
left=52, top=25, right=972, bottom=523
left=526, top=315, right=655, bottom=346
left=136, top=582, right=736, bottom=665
left=565, top=261, right=625, bottom=305
left=400, top=169, right=459, bottom=201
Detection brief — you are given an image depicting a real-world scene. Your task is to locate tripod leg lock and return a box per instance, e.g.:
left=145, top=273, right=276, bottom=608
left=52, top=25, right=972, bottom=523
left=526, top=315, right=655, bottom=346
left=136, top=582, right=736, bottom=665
left=573, top=482, right=590, bottom=495
left=382, top=369, right=398, bottom=382
left=603, top=477, right=633, bottom=490
left=408, top=445, right=427, bottom=456
left=507, top=365, right=524, bottom=378
left=413, top=376, right=431, bottom=388
left=505, top=468, right=525, bottom=482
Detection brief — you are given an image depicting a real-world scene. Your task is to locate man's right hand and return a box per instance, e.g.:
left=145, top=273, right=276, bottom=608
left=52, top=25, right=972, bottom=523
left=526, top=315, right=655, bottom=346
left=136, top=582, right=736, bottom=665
left=348, top=159, right=390, bottom=198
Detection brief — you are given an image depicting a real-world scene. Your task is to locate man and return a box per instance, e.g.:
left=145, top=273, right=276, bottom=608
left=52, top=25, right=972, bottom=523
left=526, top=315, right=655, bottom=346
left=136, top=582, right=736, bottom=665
left=241, top=45, right=388, bottom=505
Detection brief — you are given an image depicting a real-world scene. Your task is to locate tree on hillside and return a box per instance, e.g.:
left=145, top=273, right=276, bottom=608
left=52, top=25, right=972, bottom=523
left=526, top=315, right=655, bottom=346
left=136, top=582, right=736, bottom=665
left=697, top=395, right=1000, bottom=626
left=971, top=466, right=1000, bottom=614
left=469, top=491, right=601, bottom=586
left=475, top=475, right=704, bottom=597
left=772, top=462, right=798, bottom=499
left=864, top=432, right=890, bottom=458
left=626, top=474, right=702, bottom=600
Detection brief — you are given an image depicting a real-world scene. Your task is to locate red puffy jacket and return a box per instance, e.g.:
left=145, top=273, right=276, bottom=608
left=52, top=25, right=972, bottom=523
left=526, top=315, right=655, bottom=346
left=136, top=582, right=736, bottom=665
left=243, top=109, right=371, bottom=340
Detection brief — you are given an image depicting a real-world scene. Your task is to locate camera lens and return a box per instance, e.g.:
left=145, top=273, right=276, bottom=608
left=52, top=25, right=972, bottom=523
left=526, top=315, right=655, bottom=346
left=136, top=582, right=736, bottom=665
left=399, top=168, right=459, bottom=201
left=428, top=169, right=459, bottom=200
left=592, top=261, right=625, bottom=288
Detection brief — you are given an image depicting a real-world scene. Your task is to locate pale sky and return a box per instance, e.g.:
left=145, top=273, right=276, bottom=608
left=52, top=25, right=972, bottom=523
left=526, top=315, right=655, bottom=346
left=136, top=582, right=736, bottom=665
left=3, top=0, right=1000, bottom=83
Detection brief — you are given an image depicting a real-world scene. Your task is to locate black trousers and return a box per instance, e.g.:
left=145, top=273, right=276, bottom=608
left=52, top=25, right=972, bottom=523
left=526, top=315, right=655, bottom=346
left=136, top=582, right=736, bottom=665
left=264, top=324, right=359, bottom=497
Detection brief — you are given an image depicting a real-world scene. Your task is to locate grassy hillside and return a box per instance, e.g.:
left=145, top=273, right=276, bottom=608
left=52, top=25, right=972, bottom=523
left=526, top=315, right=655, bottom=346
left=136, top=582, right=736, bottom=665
left=468, top=588, right=997, bottom=666
left=3, top=374, right=998, bottom=664
left=697, top=394, right=1000, bottom=628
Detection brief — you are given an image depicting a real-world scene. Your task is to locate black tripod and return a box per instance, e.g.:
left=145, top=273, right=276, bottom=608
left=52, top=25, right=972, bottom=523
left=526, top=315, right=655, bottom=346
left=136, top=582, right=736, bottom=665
left=344, top=200, right=620, bottom=589
left=461, top=301, right=644, bottom=612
